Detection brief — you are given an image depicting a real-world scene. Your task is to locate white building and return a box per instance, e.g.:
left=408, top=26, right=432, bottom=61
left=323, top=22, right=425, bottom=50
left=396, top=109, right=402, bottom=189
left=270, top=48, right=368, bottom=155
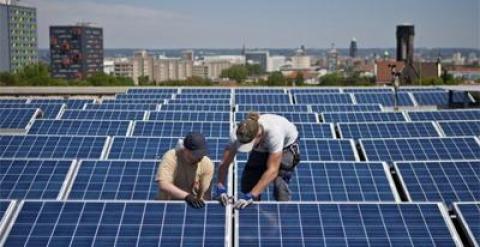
left=269, top=56, right=287, bottom=72
left=193, top=60, right=233, bottom=80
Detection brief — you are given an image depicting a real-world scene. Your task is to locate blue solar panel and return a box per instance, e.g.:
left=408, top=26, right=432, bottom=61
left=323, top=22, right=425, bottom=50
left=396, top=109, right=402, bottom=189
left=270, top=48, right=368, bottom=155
left=235, top=162, right=398, bottom=201
left=160, top=104, right=231, bottom=112
left=237, top=104, right=310, bottom=113
left=127, top=88, right=178, bottom=94
left=61, top=110, right=145, bottom=121
left=30, top=99, right=94, bottom=109
left=453, top=203, right=480, bottom=247
left=116, top=94, right=173, bottom=100
left=0, top=135, right=107, bottom=159
left=182, top=88, right=231, bottom=94
left=0, top=98, right=28, bottom=104
left=291, top=88, right=341, bottom=94
left=149, top=111, right=230, bottom=122
left=176, top=94, right=231, bottom=99
left=0, top=108, right=38, bottom=129
left=408, top=110, right=480, bottom=121
left=322, top=112, right=406, bottom=123
left=238, top=203, right=459, bottom=247
left=108, top=137, right=228, bottom=160
left=132, top=121, right=230, bottom=138
left=354, top=93, right=414, bottom=106
left=311, top=104, right=382, bottom=113
left=85, top=103, right=158, bottom=111
left=295, top=94, right=353, bottom=104
left=413, top=91, right=474, bottom=106
left=438, top=120, right=480, bottom=137
left=235, top=112, right=317, bottom=123
left=4, top=201, right=226, bottom=247
left=0, top=159, right=74, bottom=199
left=338, top=122, right=440, bottom=139
left=235, top=94, right=291, bottom=104
left=28, top=120, right=130, bottom=136
left=343, top=88, right=393, bottom=93
left=0, top=103, right=64, bottom=119
left=167, top=99, right=231, bottom=105
left=399, top=87, right=445, bottom=92
left=360, top=137, right=480, bottom=162
left=236, top=89, right=285, bottom=94
left=102, top=99, right=167, bottom=104
left=296, top=123, right=335, bottom=138
left=395, top=160, right=480, bottom=204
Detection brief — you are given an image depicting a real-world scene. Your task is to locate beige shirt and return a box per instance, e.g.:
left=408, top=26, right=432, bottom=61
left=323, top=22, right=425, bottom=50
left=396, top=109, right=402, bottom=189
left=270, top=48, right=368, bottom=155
left=156, top=149, right=214, bottom=200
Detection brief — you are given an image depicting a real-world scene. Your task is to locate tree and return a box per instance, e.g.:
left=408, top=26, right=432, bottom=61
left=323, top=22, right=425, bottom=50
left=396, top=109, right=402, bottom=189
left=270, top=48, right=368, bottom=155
left=246, top=64, right=262, bottom=76
left=294, top=72, right=305, bottom=86
left=220, top=65, right=248, bottom=83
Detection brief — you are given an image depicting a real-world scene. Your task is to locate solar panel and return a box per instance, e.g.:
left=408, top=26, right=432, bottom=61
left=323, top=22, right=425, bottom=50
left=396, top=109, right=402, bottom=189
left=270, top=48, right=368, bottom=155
left=0, top=103, right=64, bottom=119
left=167, top=99, right=232, bottom=105
left=296, top=123, right=335, bottom=138
left=235, top=94, right=291, bottom=104
left=127, top=88, right=178, bottom=94
left=116, top=94, right=173, bottom=100
left=294, top=94, right=353, bottom=104
left=237, top=104, right=310, bottom=113
left=395, top=160, right=480, bottom=204
left=0, top=200, right=12, bottom=231
left=0, top=159, right=74, bottom=199
left=236, top=88, right=285, bottom=94
left=237, top=203, right=460, bottom=247
left=354, top=93, right=414, bottom=106
left=0, top=135, right=107, bottom=159
left=291, top=88, right=341, bottom=94
left=343, top=88, right=393, bottom=93
left=182, top=88, right=231, bottom=94
left=160, top=104, right=231, bottom=112
left=149, top=111, right=230, bottom=122
left=408, top=110, right=480, bottom=121
left=0, top=108, right=39, bottom=130
left=438, top=120, right=480, bottom=137
left=453, top=203, right=480, bottom=247
left=108, top=137, right=228, bottom=160
left=102, top=99, right=167, bottom=104
left=399, top=87, right=445, bottom=92
left=176, top=94, right=231, bottom=99
left=235, top=162, right=398, bottom=201
left=238, top=139, right=358, bottom=161
left=0, top=98, right=28, bottom=104
left=28, top=120, right=131, bottom=136
left=30, top=99, right=94, bottom=109
left=360, top=137, right=480, bottom=163
left=61, top=110, right=145, bottom=121
left=322, top=112, right=406, bottom=123
left=311, top=104, right=382, bottom=113
left=235, top=112, right=317, bottom=123
left=413, top=91, right=474, bottom=106
left=85, top=103, right=158, bottom=111
left=338, top=122, right=440, bottom=139
left=132, top=121, right=230, bottom=138
left=3, top=201, right=226, bottom=247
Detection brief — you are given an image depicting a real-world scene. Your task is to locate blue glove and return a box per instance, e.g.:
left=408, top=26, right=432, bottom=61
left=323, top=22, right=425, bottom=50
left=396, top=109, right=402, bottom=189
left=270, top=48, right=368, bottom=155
left=234, top=193, right=254, bottom=210
left=215, top=183, right=229, bottom=206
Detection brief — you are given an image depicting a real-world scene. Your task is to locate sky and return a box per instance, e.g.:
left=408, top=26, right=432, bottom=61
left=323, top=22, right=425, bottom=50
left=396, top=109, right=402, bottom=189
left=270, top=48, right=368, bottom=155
left=24, top=0, right=480, bottom=49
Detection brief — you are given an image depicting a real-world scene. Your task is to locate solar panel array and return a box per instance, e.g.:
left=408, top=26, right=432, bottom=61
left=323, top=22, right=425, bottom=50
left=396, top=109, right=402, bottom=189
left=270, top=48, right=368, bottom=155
left=0, top=108, right=39, bottom=130
left=0, top=86, right=479, bottom=246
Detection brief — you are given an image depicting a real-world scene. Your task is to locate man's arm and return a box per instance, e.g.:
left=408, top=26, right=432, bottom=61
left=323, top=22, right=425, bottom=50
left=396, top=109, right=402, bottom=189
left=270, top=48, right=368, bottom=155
left=217, top=146, right=237, bottom=185
left=199, top=161, right=214, bottom=200
left=249, top=151, right=282, bottom=197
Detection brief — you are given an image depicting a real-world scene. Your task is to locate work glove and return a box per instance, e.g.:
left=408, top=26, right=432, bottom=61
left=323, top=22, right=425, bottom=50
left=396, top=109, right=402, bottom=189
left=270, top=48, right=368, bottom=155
left=215, top=183, right=229, bottom=206
left=234, top=193, right=254, bottom=210
left=184, top=194, right=205, bottom=209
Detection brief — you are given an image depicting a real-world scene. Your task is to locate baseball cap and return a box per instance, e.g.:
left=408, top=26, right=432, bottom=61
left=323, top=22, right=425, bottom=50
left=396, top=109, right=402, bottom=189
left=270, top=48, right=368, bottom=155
left=235, top=119, right=260, bottom=152
left=183, top=132, right=208, bottom=160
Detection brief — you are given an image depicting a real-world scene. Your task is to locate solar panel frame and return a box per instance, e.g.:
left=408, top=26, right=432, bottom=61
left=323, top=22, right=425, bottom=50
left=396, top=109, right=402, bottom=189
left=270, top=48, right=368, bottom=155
left=149, top=111, right=231, bottom=122
left=0, top=159, right=76, bottom=200
left=311, top=104, right=383, bottom=113
left=159, top=104, right=231, bottom=112
left=132, top=121, right=231, bottom=138
left=0, top=199, right=15, bottom=245
left=294, top=93, right=354, bottom=104
left=437, top=120, right=480, bottom=137
left=359, top=137, right=480, bottom=163
left=337, top=121, right=441, bottom=139
left=61, top=110, right=146, bottom=121
left=84, top=103, right=158, bottom=111
left=236, top=104, right=311, bottom=113
left=235, top=202, right=462, bottom=247
left=235, top=112, right=318, bottom=123
left=322, top=111, right=407, bottom=123
left=394, top=160, right=480, bottom=205
left=453, top=202, right=480, bottom=247
left=413, top=91, right=475, bottom=106
left=1, top=200, right=229, bottom=247
left=408, top=109, right=480, bottom=121
left=0, top=108, right=40, bottom=131
left=234, top=161, right=400, bottom=202
left=27, top=120, right=131, bottom=136
left=354, top=92, right=414, bottom=106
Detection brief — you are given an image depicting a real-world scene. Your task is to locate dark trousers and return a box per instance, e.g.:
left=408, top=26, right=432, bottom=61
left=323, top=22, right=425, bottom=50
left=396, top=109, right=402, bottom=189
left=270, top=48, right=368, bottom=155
left=240, top=141, right=300, bottom=201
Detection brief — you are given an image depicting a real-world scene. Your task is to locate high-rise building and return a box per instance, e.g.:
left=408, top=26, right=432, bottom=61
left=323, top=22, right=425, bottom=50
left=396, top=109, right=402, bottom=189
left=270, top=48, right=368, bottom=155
left=193, top=60, right=233, bottom=80
left=50, top=24, right=103, bottom=79
left=349, top=38, right=358, bottom=58
left=245, top=50, right=270, bottom=73
left=182, top=50, right=194, bottom=61
left=0, top=0, right=38, bottom=72
left=327, top=43, right=338, bottom=72
left=396, top=24, right=415, bottom=63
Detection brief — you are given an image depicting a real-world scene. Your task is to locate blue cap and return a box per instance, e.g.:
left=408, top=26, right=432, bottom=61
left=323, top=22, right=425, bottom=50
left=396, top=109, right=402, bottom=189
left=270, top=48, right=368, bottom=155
left=183, top=132, right=208, bottom=160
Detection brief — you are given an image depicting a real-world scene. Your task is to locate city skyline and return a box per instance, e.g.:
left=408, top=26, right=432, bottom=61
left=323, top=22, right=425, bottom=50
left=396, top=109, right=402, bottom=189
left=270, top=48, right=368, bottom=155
left=24, top=0, right=479, bottom=50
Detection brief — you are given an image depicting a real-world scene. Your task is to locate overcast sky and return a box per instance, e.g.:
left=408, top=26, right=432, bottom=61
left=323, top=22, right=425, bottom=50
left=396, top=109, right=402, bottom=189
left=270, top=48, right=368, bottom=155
left=24, top=0, right=479, bottom=49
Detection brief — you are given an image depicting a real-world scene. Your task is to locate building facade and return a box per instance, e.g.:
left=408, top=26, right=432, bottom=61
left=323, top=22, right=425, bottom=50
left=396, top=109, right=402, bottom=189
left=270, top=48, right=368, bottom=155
left=0, top=1, right=37, bottom=72
left=50, top=24, right=103, bottom=79
left=245, top=50, right=270, bottom=73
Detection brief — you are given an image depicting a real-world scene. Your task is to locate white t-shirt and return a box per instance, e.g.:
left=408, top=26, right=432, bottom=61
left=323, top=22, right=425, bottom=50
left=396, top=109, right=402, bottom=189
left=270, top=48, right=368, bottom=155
left=231, top=114, right=298, bottom=153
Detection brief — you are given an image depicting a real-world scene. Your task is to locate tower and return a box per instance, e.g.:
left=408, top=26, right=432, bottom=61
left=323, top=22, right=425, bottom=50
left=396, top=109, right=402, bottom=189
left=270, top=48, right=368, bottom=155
left=396, top=24, right=415, bottom=63
left=349, top=38, right=358, bottom=58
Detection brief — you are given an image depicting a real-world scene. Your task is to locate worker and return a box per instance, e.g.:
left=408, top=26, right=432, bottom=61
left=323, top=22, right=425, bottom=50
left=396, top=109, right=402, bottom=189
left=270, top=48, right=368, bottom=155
left=156, top=132, right=214, bottom=208
left=215, top=112, right=300, bottom=209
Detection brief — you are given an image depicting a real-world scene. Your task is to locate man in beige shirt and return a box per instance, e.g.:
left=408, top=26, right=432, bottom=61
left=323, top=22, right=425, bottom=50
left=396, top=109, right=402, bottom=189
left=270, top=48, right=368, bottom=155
left=156, top=132, right=214, bottom=208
